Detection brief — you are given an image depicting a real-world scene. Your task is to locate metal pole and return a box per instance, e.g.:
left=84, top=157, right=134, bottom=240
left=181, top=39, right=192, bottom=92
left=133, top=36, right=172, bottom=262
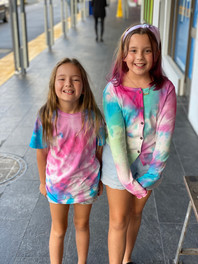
left=74, top=0, right=77, bottom=25
left=64, top=0, right=69, bottom=33
left=61, top=0, right=69, bottom=37
left=85, top=0, right=89, bottom=17
left=9, top=0, right=21, bottom=72
left=60, top=0, right=65, bottom=36
left=20, top=0, right=29, bottom=74
left=44, top=0, right=52, bottom=51
left=71, top=0, right=75, bottom=27
left=79, top=0, right=82, bottom=21
left=81, top=0, right=86, bottom=21
left=122, top=0, right=129, bottom=19
left=44, top=0, right=50, bottom=49
left=49, top=0, right=54, bottom=46
left=173, top=201, right=192, bottom=264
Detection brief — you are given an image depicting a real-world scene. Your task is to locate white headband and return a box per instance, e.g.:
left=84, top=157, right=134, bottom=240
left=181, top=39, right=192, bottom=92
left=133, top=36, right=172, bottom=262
left=123, top=24, right=161, bottom=47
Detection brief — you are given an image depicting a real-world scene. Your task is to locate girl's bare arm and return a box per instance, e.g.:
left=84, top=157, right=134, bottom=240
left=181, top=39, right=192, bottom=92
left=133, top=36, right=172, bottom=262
left=37, top=148, right=48, bottom=197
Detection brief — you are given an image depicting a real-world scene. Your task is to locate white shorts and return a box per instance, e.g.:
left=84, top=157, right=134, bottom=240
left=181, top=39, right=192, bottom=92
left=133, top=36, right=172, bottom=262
left=101, top=144, right=162, bottom=190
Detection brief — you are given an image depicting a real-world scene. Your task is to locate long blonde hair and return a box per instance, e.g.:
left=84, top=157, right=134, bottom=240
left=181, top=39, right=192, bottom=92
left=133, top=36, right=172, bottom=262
left=39, top=58, right=104, bottom=145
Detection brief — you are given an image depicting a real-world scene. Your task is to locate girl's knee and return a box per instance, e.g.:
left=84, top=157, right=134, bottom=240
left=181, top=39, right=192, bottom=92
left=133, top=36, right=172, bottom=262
left=130, top=210, right=143, bottom=221
left=51, top=223, right=67, bottom=239
left=73, top=218, right=89, bottom=232
left=130, top=202, right=145, bottom=220
left=109, top=214, right=129, bottom=231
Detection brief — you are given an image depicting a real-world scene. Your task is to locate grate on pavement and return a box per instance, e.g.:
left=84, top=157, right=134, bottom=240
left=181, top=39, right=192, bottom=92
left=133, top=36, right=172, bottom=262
left=0, top=153, right=27, bottom=184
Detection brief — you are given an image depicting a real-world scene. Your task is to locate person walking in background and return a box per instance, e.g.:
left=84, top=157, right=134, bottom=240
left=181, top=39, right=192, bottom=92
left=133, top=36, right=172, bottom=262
left=30, top=58, right=105, bottom=264
left=92, top=0, right=108, bottom=42
left=101, top=24, right=177, bottom=264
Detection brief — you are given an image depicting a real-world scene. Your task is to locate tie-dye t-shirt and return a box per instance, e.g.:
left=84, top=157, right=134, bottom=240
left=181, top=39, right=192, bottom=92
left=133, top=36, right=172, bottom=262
left=30, top=109, right=105, bottom=204
left=103, top=79, right=176, bottom=195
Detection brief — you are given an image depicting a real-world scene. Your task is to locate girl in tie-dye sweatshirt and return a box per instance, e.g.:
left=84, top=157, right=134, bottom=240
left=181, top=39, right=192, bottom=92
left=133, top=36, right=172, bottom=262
left=101, top=24, right=176, bottom=264
left=30, top=58, right=105, bottom=264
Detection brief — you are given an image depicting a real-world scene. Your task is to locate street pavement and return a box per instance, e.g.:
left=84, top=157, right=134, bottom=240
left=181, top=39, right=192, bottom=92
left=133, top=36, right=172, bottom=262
left=0, top=1, right=198, bottom=264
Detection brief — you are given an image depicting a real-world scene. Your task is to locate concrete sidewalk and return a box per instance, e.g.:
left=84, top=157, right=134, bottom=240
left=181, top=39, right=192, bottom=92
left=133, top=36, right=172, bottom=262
left=0, top=2, right=198, bottom=264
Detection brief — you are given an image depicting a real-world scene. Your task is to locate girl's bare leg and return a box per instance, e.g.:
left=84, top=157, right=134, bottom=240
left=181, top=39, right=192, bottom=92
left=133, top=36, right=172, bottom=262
left=49, top=203, right=70, bottom=264
left=106, top=186, right=133, bottom=264
left=73, top=203, right=92, bottom=264
left=122, top=190, right=152, bottom=264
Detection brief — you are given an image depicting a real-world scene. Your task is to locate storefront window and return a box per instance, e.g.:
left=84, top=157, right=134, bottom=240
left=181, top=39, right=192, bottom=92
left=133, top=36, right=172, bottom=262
left=174, top=0, right=192, bottom=72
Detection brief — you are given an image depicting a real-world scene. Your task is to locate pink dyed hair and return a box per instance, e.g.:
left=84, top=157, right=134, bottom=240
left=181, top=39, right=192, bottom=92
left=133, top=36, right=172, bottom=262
left=109, top=23, right=167, bottom=89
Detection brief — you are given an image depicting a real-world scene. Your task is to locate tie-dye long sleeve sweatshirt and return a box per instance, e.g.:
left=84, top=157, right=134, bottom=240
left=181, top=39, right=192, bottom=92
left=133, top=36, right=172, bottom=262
left=103, top=79, right=176, bottom=197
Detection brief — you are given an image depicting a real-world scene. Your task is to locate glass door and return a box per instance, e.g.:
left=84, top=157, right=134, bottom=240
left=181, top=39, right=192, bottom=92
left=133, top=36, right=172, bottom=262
left=174, top=0, right=192, bottom=72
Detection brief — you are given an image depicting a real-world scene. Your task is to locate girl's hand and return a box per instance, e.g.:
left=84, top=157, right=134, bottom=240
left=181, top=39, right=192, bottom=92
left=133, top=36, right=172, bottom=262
left=39, top=183, right=47, bottom=197
left=98, top=180, right=103, bottom=196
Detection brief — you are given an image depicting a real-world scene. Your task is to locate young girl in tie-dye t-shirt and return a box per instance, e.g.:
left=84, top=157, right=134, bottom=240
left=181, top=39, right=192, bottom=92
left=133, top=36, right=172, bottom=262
left=101, top=24, right=176, bottom=264
left=30, top=58, right=105, bottom=264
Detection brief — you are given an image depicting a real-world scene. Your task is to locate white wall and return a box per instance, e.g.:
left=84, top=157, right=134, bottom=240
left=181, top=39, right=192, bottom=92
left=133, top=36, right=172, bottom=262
left=188, top=25, right=198, bottom=135
left=152, top=0, right=160, bottom=27
left=163, top=56, right=184, bottom=95
left=156, top=0, right=184, bottom=95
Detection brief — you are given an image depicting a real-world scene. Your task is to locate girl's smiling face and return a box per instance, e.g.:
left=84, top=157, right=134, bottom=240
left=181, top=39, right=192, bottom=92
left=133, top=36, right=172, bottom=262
left=55, top=63, right=83, bottom=113
left=124, top=33, right=153, bottom=79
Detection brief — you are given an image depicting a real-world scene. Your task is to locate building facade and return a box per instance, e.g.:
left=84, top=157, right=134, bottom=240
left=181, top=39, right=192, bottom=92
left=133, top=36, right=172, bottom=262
left=141, top=0, right=198, bottom=135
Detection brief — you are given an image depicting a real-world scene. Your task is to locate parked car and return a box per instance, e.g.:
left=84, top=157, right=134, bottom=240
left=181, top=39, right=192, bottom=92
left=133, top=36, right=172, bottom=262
left=0, top=0, right=9, bottom=22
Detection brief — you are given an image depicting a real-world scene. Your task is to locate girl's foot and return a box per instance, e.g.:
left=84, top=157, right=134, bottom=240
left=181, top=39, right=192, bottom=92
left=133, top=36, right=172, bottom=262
left=124, top=260, right=137, bottom=264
